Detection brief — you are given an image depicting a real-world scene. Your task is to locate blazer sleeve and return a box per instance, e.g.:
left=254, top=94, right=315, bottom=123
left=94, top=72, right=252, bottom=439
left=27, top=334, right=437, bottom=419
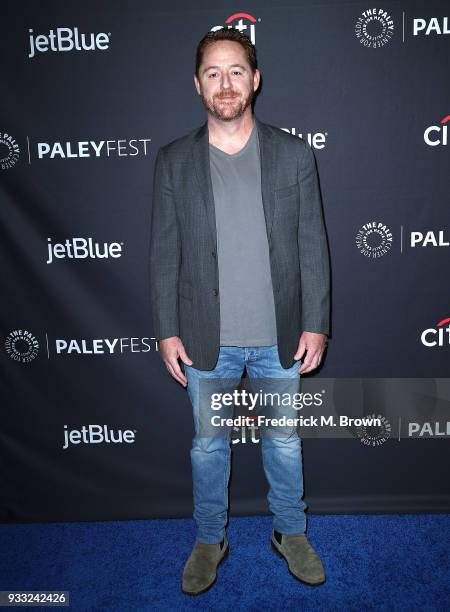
left=297, top=142, right=331, bottom=336
left=149, top=147, right=180, bottom=341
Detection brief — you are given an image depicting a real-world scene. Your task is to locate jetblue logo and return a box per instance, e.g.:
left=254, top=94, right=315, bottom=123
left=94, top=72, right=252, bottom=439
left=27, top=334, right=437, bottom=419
left=47, top=237, right=123, bottom=264
left=28, top=27, right=111, bottom=58
left=63, top=425, right=136, bottom=449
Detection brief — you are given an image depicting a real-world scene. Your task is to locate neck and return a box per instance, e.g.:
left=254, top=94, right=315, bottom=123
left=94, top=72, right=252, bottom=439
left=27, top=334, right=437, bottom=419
left=207, top=109, right=255, bottom=148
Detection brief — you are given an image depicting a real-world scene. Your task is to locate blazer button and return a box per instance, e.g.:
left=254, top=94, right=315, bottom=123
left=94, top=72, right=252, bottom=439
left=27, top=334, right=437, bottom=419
left=213, top=289, right=218, bottom=296
left=211, top=250, right=216, bottom=257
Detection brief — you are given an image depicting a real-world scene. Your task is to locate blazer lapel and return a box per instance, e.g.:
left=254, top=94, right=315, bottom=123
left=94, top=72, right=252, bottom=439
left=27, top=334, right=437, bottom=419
left=192, top=113, right=277, bottom=248
left=254, top=114, right=277, bottom=244
left=193, top=121, right=218, bottom=250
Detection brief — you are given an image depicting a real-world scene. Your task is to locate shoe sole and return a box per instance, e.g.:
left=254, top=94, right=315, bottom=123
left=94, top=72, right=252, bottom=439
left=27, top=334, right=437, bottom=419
left=271, top=540, right=326, bottom=586
left=181, top=544, right=230, bottom=596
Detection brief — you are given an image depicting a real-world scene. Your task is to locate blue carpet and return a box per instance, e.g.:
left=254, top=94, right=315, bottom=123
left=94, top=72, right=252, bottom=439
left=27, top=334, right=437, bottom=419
left=1, top=514, right=449, bottom=610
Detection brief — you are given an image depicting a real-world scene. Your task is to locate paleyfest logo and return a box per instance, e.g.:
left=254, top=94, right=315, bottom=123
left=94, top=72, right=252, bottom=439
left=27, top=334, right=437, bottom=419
left=355, top=8, right=394, bottom=47
left=413, top=17, right=450, bottom=37
left=0, top=132, right=20, bottom=170
left=54, top=337, right=153, bottom=355
left=4, top=330, right=40, bottom=363
left=4, top=330, right=158, bottom=362
left=424, top=115, right=449, bottom=146
left=410, top=230, right=449, bottom=248
left=36, top=138, right=151, bottom=160
left=211, top=12, right=258, bottom=45
left=421, top=317, right=450, bottom=348
left=356, top=221, right=393, bottom=258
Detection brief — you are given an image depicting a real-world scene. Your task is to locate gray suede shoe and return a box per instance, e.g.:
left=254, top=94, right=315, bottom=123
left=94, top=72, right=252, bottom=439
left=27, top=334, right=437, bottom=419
left=182, top=536, right=230, bottom=595
left=271, top=529, right=326, bottom=585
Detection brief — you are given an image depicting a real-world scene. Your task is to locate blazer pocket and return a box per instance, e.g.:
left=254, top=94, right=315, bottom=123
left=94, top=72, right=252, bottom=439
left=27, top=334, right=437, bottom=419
left=178, top=280, right=193, bottom=301
left=275, top=182, right=298, bottom=200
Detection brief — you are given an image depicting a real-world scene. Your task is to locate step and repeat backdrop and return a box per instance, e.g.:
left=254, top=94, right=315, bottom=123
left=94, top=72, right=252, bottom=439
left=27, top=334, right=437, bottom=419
left=1, top=1, right=449, bottom=522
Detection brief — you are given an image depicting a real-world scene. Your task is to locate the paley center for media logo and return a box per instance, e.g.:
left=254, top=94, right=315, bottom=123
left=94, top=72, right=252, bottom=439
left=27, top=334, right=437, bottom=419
left=355, top=8, right=394, bottom=47
left=4, top=330, right=40, bottom=363
left=0, top=132, right=20, bottom=170
left=355, top=221, right=393, bottom=258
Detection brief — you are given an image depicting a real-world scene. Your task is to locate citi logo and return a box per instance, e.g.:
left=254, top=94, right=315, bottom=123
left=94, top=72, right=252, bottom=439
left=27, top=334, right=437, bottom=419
left=281, top=128, right=328, bottom=150
left=28, top=27, right=111, bottom=58
left=63, top=424, right=136, bottom=449
left=424, top=115, right=449, bottom=146
left=413, top=17, right=450, bottom=36
left=421, top=317, right=450, bottom=347
left=232, top=424, right=260, bottom=445
left=47, top=237, right=123, bottom=264
left=211, top=12, right=257, bottom=45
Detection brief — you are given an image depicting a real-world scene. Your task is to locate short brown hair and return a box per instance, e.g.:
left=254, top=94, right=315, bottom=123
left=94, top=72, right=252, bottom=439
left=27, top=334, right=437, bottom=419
left=195, top=28, right=258, bottom=78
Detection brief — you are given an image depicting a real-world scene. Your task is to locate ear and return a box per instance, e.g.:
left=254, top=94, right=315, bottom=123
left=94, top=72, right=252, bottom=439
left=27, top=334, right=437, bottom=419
left=253, top=69, right=261, bottom=92
left=194, top=74, right=201, bottom=95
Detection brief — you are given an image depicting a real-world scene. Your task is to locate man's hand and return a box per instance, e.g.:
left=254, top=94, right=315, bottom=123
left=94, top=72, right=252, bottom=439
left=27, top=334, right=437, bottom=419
left=158, top=336, right=193, bottom=387
left=294, top=331, right=327, bottom=374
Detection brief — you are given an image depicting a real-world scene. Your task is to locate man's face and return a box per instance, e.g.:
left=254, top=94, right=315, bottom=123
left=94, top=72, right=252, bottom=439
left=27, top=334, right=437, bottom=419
left=194, top=40, right=260, bottom=121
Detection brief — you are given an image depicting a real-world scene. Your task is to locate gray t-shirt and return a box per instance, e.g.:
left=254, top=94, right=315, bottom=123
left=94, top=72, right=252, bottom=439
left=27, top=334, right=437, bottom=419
left=209, top=123, right=278, bottom=346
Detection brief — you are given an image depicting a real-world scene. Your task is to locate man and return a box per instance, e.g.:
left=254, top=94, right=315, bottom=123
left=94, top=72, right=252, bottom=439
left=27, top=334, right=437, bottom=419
left=149, top=28, right=330, bottom=595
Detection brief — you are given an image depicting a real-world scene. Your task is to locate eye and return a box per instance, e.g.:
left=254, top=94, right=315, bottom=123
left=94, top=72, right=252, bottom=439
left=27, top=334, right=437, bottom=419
left=232, top=71, right=242, bottom=75
left=208, top=72, right=218, bottom=78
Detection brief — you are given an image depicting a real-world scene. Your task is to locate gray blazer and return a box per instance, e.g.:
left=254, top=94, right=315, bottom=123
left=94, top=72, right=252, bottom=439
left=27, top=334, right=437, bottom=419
left=149, top=114, right=330, bottom=370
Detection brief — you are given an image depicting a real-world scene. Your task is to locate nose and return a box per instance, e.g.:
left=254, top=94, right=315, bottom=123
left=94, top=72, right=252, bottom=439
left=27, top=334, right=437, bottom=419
left=221, top=72, right=231, bottom=89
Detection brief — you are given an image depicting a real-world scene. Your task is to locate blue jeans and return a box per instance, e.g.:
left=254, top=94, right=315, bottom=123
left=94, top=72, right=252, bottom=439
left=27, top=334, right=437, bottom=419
left=185, top=344, right=307, bottom=544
